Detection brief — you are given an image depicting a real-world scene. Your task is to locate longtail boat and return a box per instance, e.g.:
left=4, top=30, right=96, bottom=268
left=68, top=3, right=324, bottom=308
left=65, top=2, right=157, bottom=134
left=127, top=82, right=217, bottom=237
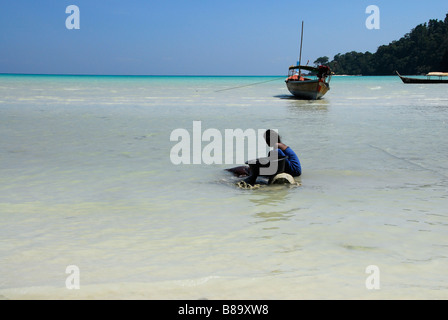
left=285, top=21, right=332, bottom=99
left=396, top=71, right=448, bottom=84
left=286, top=65, right=332, bottom=100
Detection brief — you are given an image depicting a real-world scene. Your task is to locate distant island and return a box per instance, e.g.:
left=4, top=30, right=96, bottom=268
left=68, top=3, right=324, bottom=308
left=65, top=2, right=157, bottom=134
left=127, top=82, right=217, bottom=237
left=314, top=14, right=448, bottom=75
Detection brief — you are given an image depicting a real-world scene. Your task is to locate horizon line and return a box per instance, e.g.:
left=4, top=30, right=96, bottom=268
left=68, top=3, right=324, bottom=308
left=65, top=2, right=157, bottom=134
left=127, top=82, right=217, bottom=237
left=0, top=72, right=404, bottom=77
left=0, top=72, right=288, bottom=78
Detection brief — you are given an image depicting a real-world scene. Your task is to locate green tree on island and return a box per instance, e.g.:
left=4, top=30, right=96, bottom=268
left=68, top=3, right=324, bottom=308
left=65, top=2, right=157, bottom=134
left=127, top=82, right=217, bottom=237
left=313, top=56, right=329, bottom=66
left=326, top=13, right=448, bottom=75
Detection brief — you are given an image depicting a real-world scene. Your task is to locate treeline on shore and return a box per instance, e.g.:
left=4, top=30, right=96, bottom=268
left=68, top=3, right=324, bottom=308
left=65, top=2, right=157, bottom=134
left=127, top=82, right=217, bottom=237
left=315, top=14, right=448, bottom=75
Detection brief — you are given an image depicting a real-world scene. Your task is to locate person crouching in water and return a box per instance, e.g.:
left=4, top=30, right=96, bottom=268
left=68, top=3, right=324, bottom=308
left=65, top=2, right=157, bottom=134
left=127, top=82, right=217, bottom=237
left=226, top=129, right=302, bottom=186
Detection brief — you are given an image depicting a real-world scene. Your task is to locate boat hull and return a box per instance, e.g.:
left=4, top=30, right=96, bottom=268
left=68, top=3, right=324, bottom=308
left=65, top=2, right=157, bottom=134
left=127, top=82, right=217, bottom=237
left=286, top=79, right=330, bottom=100
left=397, top=71, right=448, bottom=84
left=399, top=76, right=448, bottom=84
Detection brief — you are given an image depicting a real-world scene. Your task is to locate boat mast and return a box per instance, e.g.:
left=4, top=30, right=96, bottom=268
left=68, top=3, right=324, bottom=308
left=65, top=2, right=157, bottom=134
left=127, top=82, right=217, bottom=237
left=298, top=21, right=304, bottom=76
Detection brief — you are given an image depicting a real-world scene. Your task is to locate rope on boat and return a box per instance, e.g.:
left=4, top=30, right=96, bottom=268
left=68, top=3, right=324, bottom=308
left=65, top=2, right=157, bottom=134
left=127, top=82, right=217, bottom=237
left=214, top=77, right=284, bottom=92
left=236, top=181, right=262, bottom=189
left=235, top=173, right=301, bottom=189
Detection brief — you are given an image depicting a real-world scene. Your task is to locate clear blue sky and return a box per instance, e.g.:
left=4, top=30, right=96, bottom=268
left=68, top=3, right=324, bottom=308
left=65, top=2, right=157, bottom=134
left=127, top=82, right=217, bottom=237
left=1, top=0, right=447, bottom=75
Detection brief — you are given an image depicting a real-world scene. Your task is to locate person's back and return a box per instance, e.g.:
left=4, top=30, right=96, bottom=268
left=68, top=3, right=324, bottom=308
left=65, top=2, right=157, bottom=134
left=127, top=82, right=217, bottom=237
left=274, top=146, right=301, bottom=177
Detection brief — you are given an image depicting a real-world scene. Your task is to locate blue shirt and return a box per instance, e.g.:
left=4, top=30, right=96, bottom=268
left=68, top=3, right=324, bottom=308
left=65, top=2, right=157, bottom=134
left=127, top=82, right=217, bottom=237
left=274, top=147, right=302, bottom=177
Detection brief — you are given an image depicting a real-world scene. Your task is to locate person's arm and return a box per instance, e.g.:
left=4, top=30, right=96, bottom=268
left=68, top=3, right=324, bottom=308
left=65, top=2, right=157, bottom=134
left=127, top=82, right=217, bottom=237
left=268, top=144, right=286, bottom=158
left=276, top=143, right=289, bottom=151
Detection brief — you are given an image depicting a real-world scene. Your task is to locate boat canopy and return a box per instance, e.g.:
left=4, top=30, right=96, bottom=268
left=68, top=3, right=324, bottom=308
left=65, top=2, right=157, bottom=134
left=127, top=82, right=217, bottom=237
left=427, top=72, right=448, bottom=77
left=289, top=65, right=320, bottom=72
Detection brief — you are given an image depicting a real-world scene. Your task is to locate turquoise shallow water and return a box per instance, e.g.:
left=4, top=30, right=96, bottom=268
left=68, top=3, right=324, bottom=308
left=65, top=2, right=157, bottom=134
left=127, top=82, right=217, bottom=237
left=0, top=74, right=447, bottom=299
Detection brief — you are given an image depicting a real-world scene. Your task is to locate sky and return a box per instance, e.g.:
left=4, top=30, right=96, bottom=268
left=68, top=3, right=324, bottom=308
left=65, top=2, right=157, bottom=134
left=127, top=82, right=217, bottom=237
left=1, top=0, right=447, bottom=75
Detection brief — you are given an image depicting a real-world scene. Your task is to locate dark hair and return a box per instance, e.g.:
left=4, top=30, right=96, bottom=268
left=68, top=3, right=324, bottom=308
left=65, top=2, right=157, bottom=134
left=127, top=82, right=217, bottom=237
left=264, top=129, right=281, bottom=146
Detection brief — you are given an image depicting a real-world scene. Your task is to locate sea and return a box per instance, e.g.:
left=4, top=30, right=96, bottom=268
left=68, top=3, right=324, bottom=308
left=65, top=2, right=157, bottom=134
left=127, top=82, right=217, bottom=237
left=0, top=74, right=447, bottom=299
